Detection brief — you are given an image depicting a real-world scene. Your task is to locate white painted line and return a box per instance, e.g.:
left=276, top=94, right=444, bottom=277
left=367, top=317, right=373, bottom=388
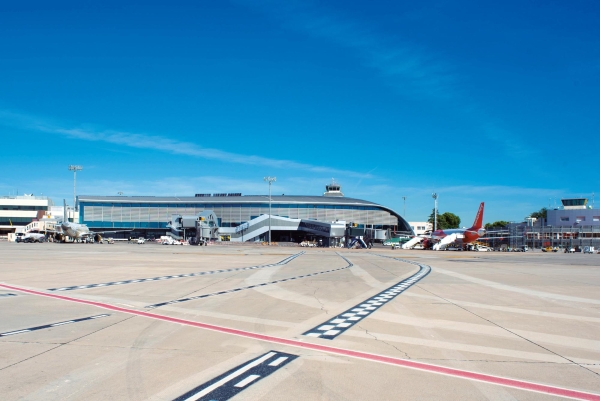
left=183, top=352, right=276, bottom=401
left=51, top=321, right=74, bottom=326
left=268, top=356, right=288, bottom=367
left=234, top=374, right=261, bottom=388
left=2, top=329, right=30, bottom=336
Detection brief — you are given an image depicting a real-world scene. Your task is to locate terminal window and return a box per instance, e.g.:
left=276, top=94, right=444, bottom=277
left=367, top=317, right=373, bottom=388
left=594, top=216, right=600, bottom=222
left=560, top=217, right=569, bottom=222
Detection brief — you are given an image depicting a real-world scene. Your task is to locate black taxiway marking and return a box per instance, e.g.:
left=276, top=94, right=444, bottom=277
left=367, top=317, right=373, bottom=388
left=0, top=293, right=16, bottom=297
left=173, top=350, right=298, bottom=401
left=303, top=256, right=431, bottom=340
left=145, top=253, right=353, bottom=309
left=48, top=251, right=305, bottom=292
left=0, top=314, right=110, bottom=337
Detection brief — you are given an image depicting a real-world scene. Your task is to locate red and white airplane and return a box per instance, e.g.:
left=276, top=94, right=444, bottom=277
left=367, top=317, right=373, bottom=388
left=430, top=202, right=485, bottom=250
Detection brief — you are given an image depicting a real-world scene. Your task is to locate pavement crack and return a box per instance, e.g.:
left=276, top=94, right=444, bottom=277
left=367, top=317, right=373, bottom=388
left=418, top=286, right=600, bottom=378
left=359, top=324, right=410, bottom=359
left=0, top=315, right=136, bottom=372
left=303, top=283, right=328, bottom=315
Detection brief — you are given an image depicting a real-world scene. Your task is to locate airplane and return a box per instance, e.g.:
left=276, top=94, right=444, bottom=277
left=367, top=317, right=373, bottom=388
left=58, top=200, right=130, bottom=242
left=430, top=202, right=486, bottom=251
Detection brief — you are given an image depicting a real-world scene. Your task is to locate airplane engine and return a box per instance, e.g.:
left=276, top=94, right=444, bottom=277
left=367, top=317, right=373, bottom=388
left=477, top=228, right=486, bottom=237
left=94, top=234, right=103, bottom=243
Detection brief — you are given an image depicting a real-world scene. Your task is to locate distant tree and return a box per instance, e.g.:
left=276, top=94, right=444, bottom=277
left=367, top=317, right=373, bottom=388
left=428, top=209, right=461, bottom=229
left=441, top=212, right=460, bottom=229
left=427, top=209, right=438, bottom=228
left=484, top=220, right=510, bottom=230
left=529, top=208, right=547, bottom=219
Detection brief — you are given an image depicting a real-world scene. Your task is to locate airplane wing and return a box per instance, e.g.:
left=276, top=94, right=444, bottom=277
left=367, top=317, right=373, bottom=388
left=477, top=236, right=523, bottom=240
left=84, top=229, right=135, bottom=236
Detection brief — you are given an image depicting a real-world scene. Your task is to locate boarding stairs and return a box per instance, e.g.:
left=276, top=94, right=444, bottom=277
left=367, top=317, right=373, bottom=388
left=347, top=236, right=368, bottom=248
left=402, top=236, right=425, bottom=249
left=223, top=215, right=302, bottom=242
left=432, top=233, right=462, bottom=250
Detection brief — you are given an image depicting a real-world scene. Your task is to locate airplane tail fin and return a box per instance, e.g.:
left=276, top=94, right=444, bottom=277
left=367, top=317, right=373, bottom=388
left=471, top=202, right=484, bottom=229
left=63, top=199, right=67, bottom=222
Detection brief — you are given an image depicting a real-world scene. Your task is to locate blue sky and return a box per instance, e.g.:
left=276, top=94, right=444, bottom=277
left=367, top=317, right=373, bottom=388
left=1, top=0, right=598, bottom=224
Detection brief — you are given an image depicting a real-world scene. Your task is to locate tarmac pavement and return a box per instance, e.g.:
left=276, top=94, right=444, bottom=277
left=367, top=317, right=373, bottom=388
left=1, top=242, right=599, bottom=400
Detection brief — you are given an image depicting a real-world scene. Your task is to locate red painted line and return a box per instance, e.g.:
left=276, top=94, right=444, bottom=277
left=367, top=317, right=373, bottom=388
left=2, top=282, right=599, bottom=401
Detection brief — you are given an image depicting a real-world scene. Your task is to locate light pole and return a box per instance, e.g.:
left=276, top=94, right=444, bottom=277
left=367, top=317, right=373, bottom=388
left=402, top=196, right=406, bottom=217
left=432, top=193, right=438, bottom=231
left=68, top=165, right=83, bottom=212
left=264, top=176, right=276, bottom=245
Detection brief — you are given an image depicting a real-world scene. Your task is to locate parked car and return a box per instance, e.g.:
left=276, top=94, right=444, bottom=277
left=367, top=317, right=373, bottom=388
left=137, top=237, right=145, bottom=244
left=565, top=247, right=576, bottom=253
left=583, top=246, right=595, bottom=254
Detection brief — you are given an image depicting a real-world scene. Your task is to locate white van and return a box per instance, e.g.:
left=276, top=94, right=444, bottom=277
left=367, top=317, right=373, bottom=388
left=583, top=246, right=595, bottom=254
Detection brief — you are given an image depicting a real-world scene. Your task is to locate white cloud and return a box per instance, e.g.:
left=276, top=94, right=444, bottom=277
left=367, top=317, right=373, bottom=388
left=0, top=110, right=372, bottom=179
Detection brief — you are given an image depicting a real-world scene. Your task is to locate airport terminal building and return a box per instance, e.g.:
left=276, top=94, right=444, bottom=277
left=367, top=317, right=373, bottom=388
left=0, top=195, right=53, bottom=235
left=78, top=183, right=412, bottom=242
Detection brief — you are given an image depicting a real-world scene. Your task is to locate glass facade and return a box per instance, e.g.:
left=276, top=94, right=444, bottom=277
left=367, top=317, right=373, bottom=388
left=80, top=199, right=407, bottom=232
left=0, top=206, right=48, bottom=211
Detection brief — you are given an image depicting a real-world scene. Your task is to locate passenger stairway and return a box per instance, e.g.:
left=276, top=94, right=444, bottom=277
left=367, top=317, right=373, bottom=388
left=433, top=233, right=462, bottom=250
left=402, top=236, right=424, bottom=249
left=347, top=236, right=368, bottom=248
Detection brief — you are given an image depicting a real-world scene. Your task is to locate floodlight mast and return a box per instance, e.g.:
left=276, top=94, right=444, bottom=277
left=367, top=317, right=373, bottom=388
left=264, top=176, right=276, bottom=245
left=432, top=193, right=438, bottom=231
left=68, top=165, right=83, bottom=212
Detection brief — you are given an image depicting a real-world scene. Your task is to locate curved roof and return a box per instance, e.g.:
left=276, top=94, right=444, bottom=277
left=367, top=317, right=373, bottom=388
left=79, top=194, right=381, bottom=205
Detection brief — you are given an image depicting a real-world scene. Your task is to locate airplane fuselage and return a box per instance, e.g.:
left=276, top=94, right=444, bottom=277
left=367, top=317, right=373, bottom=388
left=431, top=227, right=485, bottom=244
left=430, top=203, right=486, bottom=250
left=61, top=222, right=90, bottom=239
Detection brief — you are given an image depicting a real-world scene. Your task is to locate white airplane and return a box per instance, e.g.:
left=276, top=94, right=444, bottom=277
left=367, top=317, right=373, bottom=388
left=59, top=200, right=130, bottom=242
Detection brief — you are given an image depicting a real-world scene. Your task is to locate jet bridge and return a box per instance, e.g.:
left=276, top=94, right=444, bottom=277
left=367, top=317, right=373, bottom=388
left=167, top=210, right=219, bottom=245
